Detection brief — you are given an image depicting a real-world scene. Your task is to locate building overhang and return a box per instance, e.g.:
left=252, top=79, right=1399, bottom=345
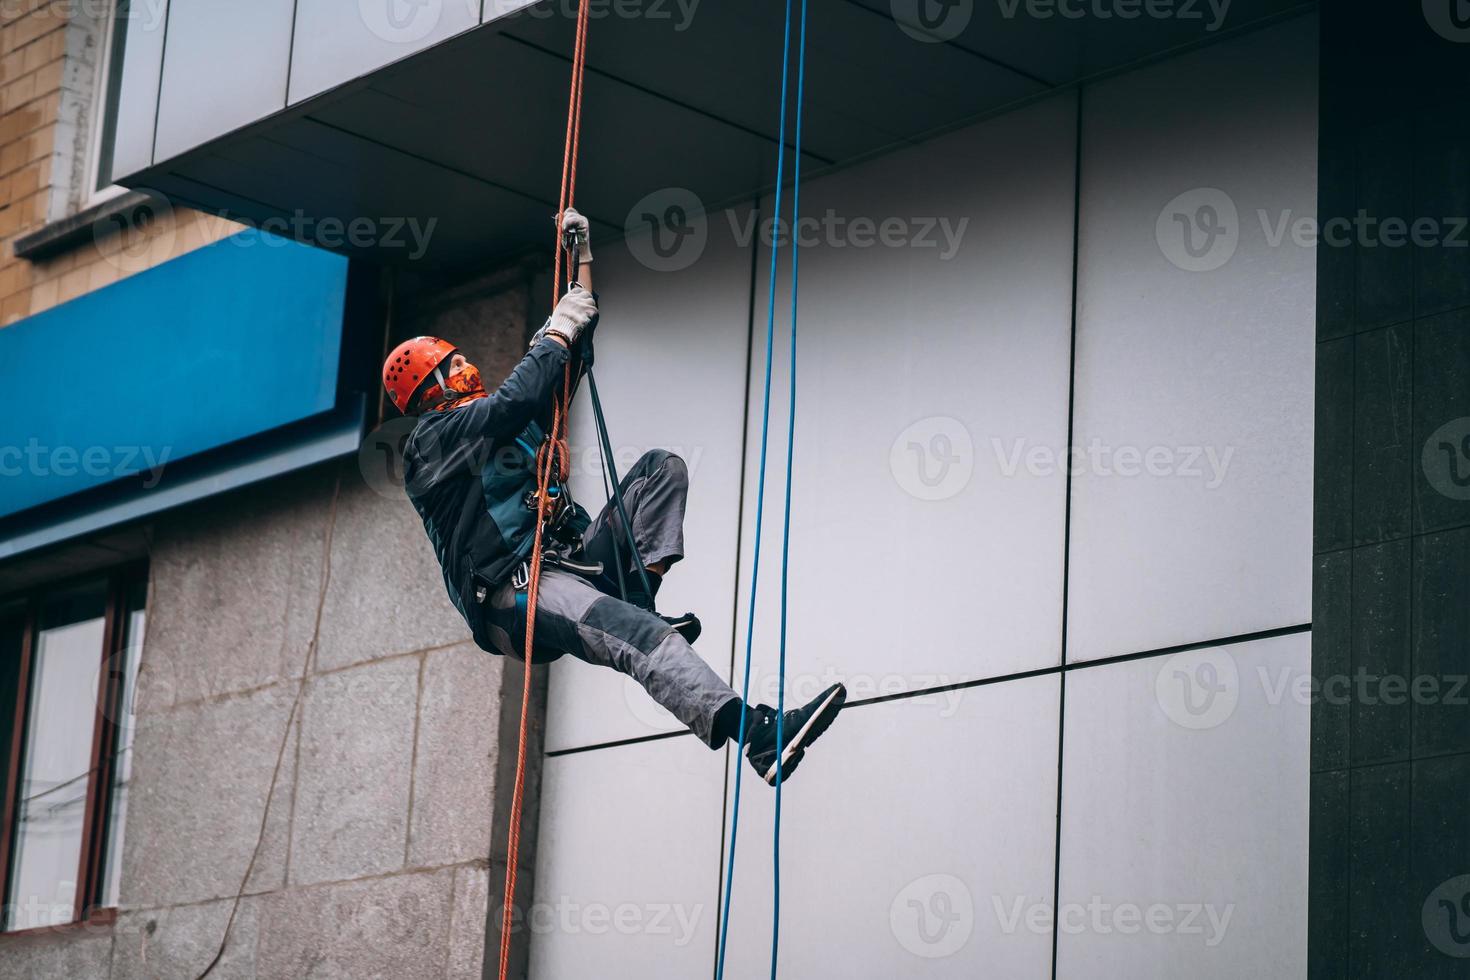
left=116, top=0, right=1311, bottom=273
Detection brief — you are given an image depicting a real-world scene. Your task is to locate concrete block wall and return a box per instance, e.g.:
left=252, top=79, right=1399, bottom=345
left=0, top=275, right=541, bottom=978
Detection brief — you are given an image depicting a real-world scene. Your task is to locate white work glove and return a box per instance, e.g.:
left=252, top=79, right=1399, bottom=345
left=535, top=284, right=598, bottom=348
left=559, top=207, right=592, bottom=263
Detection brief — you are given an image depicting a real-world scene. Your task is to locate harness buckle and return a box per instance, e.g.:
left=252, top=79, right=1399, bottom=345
left=510, top=560, right=530, bottom=591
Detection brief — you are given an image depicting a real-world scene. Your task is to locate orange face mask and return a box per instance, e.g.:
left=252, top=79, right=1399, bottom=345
left=426, top=360, right=487, bottom=412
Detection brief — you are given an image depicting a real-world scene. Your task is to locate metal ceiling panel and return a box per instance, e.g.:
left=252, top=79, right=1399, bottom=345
left=845, top=0, right=1311, bottom=85
left=122, top=0, right=1312, bottom=272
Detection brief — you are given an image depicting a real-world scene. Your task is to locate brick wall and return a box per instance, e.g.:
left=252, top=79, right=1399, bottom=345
left=0, top=1, right=239, bottom=328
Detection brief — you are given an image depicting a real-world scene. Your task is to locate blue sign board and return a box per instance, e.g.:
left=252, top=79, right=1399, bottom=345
left=0, top=232, right=349, bottom=518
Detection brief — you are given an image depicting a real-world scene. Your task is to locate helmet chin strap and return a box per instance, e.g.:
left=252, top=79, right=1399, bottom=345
left=433, top=364, right=456, bottom=406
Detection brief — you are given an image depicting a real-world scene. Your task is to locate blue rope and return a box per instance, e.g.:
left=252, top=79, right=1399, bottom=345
left=772, top=1, right=808, bottom=975
left=714, top=0, right=806, bottom=974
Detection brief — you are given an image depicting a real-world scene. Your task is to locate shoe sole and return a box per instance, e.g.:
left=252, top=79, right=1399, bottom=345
left=763, top=684, right=847, bottom=786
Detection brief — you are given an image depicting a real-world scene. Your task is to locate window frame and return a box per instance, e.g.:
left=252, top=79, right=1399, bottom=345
left=83, top=0, right=131, bottom=210
left=0, top=564, right=145, bottom=934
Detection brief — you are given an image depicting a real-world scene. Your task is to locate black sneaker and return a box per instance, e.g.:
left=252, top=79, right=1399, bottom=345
left=662, top=612, right=702, bottom=645
left=744, top=683, right=847, bottom=785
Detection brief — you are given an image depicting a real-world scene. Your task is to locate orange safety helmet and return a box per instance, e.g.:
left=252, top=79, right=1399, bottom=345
left=383, top=336, right=457, bottom=414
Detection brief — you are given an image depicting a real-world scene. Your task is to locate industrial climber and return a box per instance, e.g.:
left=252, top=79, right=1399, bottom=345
left=381, top=208, right=845, bottom=784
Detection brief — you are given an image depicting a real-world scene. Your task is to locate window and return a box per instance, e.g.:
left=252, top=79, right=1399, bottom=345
left=0, top=569, right=146, bottom=933
left=86, top=0, right=133, bottom=205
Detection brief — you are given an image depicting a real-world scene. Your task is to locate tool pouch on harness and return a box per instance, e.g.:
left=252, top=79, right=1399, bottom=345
left=455, top=419, right=588, bottom=651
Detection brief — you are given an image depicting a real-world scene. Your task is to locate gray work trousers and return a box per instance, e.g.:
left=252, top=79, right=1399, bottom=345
left=482, top=450, right=740, bottom=748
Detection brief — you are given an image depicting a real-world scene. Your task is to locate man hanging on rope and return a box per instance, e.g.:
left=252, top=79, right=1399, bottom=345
left=382, top=208, right=845, bottom=785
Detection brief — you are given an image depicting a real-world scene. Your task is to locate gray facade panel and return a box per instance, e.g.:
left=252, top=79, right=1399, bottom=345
left=153, top=0, right=293, bottom=161
left=288, top=0, right=481, bottom=104
left=109, top=2, right=169, bottom=178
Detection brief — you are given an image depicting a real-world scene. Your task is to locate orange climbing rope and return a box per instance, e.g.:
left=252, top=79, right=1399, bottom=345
left=497, top=2, right=591, bottom=977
